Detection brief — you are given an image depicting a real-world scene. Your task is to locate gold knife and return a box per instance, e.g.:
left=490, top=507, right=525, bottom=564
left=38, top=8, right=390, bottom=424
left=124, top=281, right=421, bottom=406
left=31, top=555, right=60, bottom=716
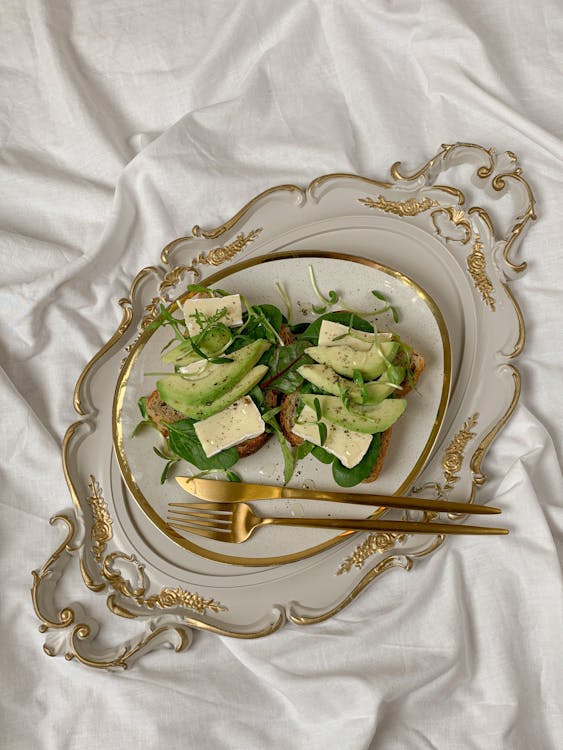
left=175, top=477, right=501, bottom=515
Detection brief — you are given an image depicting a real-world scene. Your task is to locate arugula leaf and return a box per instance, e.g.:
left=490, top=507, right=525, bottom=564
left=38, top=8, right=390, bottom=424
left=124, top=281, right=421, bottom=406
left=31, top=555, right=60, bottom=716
left=331, top=434, right=382, bottom=487
left=167, top=420, right=239, bottom=471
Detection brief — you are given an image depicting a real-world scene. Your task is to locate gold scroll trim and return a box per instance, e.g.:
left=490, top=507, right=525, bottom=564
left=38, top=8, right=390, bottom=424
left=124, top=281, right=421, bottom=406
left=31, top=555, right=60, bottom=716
left=467, top=239, right=495, bottom=311
left=337, top=531, right=405, bottom=575
left=359, top=194, right=438, bottom=216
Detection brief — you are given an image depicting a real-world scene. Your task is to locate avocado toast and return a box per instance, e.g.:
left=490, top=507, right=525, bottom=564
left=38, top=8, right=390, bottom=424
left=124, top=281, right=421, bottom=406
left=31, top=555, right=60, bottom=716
left=278, top=315, right=425, bottom=486
left=136, top=288, right=298, bottom=482
left=135, top=284, right=423, bottom=488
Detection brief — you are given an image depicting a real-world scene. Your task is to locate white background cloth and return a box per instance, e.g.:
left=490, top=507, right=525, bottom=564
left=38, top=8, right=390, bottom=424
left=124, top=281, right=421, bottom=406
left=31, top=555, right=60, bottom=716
left=1, top=1, right=562, bottom=748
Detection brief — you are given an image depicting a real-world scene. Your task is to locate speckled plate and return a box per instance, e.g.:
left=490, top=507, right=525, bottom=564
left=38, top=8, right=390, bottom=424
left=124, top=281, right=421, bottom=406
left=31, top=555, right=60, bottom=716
left=113, top=251, right=451, bottom=566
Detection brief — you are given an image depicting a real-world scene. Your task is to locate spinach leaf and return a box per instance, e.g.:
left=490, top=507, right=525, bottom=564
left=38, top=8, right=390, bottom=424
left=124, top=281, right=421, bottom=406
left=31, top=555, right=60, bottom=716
left=167, top=419, right=239, bottom=471
left=331, top=434, right=381, bottom=487
left=311, top=445, right=334, bottom=464
left=229, top=304, right=284, bottom=352
left=299, top=311, right=373, bottom=344
left=295, top=441, right=314, bottom=460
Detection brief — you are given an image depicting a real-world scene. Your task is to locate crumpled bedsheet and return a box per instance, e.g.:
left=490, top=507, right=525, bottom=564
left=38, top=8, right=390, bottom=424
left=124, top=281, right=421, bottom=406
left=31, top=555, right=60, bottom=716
left=1, top=1, right=562, bottom=748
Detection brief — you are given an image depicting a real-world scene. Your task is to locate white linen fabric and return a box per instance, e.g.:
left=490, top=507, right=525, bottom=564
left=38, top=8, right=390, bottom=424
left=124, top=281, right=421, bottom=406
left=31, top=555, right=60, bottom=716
left=1, top=1, right=562, bottom=748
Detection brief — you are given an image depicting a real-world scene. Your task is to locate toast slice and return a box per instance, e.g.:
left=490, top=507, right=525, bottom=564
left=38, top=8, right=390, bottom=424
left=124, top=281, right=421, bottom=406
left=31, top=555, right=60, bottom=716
left=146, top=388, right=278, bottom=458
left=279, top=349, right=425, bottom=483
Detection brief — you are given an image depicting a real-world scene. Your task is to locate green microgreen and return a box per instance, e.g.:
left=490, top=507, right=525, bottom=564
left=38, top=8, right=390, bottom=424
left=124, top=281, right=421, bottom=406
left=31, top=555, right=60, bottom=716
left=308, top=265, right=339, bottom=308
left=275, top=281, right=293, bottom=325
left=312, top=303, right=328, bottom=315
left=152, top=445, right=181, bottom=484
left=352, top=369, right=369, bottom=403
left=339, top=290, right=400, bottom=322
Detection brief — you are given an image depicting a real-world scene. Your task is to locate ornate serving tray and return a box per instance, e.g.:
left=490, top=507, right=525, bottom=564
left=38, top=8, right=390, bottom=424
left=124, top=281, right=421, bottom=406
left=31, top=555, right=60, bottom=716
left=32, top=143, right=535, bottom=670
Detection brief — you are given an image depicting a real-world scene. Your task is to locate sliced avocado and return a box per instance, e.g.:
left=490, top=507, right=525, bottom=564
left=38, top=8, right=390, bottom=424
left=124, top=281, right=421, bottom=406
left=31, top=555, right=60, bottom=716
left=297, top=363, right=405, bottom=404
left=161, top=326, right=232, bottom=366
left=300, top=394, right=406, bottom=434
left=157, top=339, right=270, bottom=408
left=166, top=365, right=268, bottom=420
left=305, top=340, right=399, bottom=380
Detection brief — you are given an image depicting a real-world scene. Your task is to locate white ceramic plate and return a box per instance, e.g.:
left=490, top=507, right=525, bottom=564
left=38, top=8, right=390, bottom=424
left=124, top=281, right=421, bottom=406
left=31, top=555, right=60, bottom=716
left=32, top=144, right=534, bottom=669
left=114, top=251, right=451, bottom=566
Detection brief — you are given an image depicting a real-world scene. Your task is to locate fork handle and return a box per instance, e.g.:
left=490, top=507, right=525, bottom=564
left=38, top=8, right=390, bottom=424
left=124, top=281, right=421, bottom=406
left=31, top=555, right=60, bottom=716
left=266, top=518, right=508, bottom=535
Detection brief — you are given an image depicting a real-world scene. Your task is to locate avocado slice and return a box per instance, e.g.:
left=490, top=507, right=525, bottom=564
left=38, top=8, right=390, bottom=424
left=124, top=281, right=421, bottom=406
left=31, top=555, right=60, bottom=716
left=305, top=340, right=399, bottom=380
left=300, top=394, right=406, bottom=434
left=161, top=326, right=232, bottom=367
left=157, top=339, right=270, bottom=408
left=297, top=363, right=405, bottom=404
left=161, top=365, right=268, bottom=420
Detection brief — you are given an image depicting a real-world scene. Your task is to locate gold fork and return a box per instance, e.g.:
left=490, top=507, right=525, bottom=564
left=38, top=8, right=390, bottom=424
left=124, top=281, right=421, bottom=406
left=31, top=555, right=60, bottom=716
left=167, top=501, right=509, bottom=544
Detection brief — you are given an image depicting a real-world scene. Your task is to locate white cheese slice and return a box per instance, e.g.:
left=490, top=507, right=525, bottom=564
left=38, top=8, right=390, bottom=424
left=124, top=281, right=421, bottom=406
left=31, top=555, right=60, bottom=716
left=292, top=405, right=372, bottom=469
left=318, top=320, right=392, bottom=350
left=182, top=294, right=243, bottom=336
left=194, top=396, right=265, bottom=458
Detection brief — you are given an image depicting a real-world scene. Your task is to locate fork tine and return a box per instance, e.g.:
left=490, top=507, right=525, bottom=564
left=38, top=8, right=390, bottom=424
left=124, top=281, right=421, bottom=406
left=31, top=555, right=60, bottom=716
left=166, top=513, right=229, bottom=530
left=168, top=508, right=231, bottom=523
left=169, top=501, right=233, bottom=512
left=168, top=521, right=232, bottom=541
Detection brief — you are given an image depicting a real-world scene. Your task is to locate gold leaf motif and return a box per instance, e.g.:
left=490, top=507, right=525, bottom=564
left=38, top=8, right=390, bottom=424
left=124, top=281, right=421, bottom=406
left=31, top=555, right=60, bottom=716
left=141, top=587, right=227, bottom=614
left=337, top=531, right=404, bottom=575
left=101, top=549, right=227, bottom=616
left=442, top=414, right=479, bottom=490
left=87, top=475, right=113, bottom=563
left=359, top=194, right=438, bottom=216
left=466, top=238, right=495, bottom=311
left=196, top=228, right=262, bottom=266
